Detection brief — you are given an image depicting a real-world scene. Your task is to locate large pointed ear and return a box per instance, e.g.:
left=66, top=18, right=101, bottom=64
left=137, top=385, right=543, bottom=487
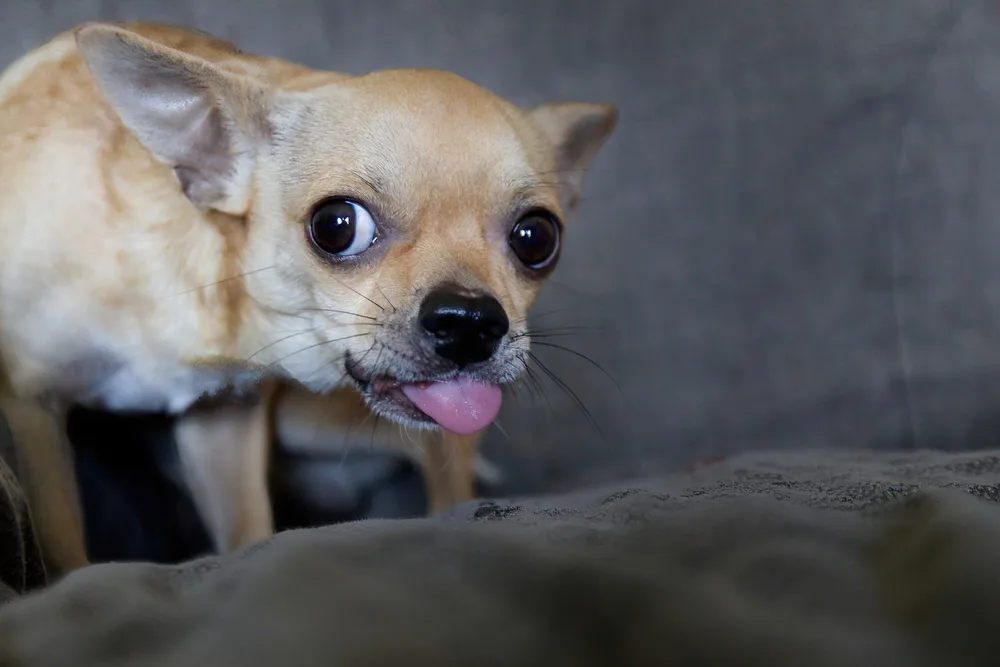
left=529, top=102, right=618, bottom=213
left=75, top=24, right=270, bottom=215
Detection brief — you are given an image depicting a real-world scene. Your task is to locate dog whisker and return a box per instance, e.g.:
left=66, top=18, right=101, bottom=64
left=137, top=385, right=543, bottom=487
left=520, top=357, right=550, bottom=409
left=301, top=351, right=347, bottom=383
left=299, top=307, right=380, bottom=322
left=526, top=350, right=604, bottom=440
left=376, top=284, right=396, bottom=313
left=402, top=424, right=424, bottom=456
left=249, top=313, right=382, bottom=365
left=350, top=338, right=383, bottom=371
left=302, top=335, right=379, bottom=383
left=330, top=321, right=383, bottom=328
left=245, top=328, right=316, bottom=362
left=368, top=345, right=387, bottom=381
left=525, top=323, right=607, bottom=333
left=329, top=275, right=385, bottom=312
left=528, top=369, right=550, bottom=408
left=267, top=332, right=372, bottom=368
left=513, top=332, right=580, bottom=343
left=509, top=325, right=604, bottom=342
left=529, top=341, right=622, bottom=395
left=335, top=399, right=372, bottom=472
left=352, top=403, right=378, bottom=447
left=505, top=380, right=519, bottom=401
left=245, top=294, right=313, bottom=321
left=175, top=265, right=277, bottom=296
left=492, top=418, right=511, bottom=443
left=512, top=307, right=586, bottom=325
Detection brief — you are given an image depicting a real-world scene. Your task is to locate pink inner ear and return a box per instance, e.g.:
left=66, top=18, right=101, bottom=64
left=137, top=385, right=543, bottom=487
left=79, top=27, right=250, bottom=212
left=529, top=102, right=618, bottom=213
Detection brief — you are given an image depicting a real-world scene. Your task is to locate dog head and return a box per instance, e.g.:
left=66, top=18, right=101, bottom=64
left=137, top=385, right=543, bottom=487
left=76, top=24, right=617, bottom=434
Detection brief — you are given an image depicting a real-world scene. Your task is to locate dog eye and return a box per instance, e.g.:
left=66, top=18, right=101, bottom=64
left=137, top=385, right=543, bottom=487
left=308, top=198, right=377, bottom=257
left=509, top=212, right=560, bottom=270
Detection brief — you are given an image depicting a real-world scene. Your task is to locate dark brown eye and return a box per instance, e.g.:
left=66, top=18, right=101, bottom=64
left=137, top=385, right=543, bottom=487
left=308, top=198, right=377, bottom=257
left=509, top=212, right=560, bottom=269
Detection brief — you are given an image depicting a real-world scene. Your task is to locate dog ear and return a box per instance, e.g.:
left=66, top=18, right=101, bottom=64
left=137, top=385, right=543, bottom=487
left=75, top=24, right=270, bottom=216
left=529, top=102, right=618, bottom=213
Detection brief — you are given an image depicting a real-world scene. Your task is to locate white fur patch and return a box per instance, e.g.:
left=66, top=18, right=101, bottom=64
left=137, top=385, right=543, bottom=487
left=82, top=362, right=260, bottom=414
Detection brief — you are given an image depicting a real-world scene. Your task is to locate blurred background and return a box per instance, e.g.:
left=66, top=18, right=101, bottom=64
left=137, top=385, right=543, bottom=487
left=4, top=0, right=1000, bottom=559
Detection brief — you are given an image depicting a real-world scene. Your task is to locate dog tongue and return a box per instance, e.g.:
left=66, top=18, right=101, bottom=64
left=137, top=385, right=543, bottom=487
left=401, top=378, right=502, bottom=435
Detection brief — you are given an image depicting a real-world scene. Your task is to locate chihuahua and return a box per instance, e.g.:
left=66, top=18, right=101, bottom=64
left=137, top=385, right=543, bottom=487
left=0, top=22, right=617, bottom=575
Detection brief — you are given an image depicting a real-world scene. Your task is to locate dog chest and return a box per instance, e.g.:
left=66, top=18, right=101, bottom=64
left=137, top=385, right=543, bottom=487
left=45, top=352, right=262, bottom=415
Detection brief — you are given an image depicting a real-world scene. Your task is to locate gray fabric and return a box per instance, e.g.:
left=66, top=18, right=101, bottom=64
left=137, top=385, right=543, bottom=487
left=3, top=0, right=1000, bottom=491
left=0, top=449, right=998, bottom=666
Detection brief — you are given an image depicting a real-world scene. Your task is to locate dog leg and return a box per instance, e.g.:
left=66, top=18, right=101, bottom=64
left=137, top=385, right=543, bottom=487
left=174, top=386, right=276, bottom=553
left=419, top=430, right=482, bottom=513
left=273, top=384, right=485, bottom=512
left=0, top=396, right=88, bottom=577
left=271, top=385, right=373, bottom=457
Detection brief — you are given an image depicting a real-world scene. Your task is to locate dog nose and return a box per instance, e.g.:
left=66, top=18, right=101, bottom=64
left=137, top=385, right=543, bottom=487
left=418, top=289, right=510, bottom=368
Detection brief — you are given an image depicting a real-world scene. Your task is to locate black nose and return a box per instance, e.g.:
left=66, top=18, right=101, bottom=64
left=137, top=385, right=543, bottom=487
left=418, top=289, right=510, bottom=368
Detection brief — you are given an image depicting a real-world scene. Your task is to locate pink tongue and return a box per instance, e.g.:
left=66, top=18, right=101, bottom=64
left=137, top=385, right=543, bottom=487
left=401, top=377, right=502, bottom=435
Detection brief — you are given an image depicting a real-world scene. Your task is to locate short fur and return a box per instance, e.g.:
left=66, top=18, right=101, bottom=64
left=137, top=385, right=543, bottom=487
left=0, top=22, right=617, bottom=575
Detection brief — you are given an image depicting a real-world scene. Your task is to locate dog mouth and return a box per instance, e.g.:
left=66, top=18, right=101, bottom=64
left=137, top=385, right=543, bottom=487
left=344, top=358, right=503, bottom=435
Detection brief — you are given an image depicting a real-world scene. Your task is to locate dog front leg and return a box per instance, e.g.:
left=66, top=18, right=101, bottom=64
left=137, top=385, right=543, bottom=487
left=419, top=430, right=483, bottom=513
left=271, top=383, right=486, bottom=514
left=0, top=396, right=88, bottom=577
left=174, top=387, right=276, bottom=553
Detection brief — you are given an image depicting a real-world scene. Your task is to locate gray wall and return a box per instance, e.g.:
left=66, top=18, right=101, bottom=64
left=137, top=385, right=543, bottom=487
left=4, top=0, right=1000, bottom=492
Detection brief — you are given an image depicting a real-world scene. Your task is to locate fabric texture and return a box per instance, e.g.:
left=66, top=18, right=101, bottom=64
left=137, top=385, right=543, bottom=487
left=0, top=449, right=997, bottom=666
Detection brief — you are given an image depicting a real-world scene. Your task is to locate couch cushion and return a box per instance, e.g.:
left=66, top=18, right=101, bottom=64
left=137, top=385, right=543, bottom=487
left=0, top=449, right=997, bottom=666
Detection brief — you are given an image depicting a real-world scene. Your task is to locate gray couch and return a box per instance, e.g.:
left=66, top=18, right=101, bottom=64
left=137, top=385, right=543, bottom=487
left=2, top=1, right=1000, bottom=664
left=7, top=0, right=1000, bottom=492
left=0, top=429, right=999, bottom=666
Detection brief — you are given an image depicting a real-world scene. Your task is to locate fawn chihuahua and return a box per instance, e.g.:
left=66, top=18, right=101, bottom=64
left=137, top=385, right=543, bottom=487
left=0, top=22, right=617, bottom=575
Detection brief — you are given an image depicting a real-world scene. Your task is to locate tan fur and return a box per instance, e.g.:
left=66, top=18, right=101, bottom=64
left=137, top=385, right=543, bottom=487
left=270, top=384, right=483, bottom=513
left=0, top=22, right=616, bottom=575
